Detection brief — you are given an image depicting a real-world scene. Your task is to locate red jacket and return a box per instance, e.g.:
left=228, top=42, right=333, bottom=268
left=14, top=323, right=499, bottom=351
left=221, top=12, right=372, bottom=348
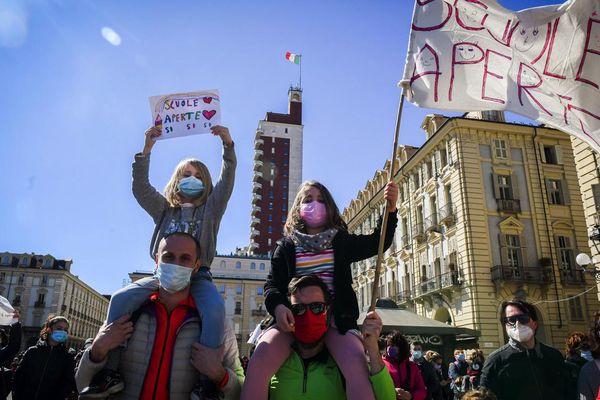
left=383, top=356, right=427, bottom=400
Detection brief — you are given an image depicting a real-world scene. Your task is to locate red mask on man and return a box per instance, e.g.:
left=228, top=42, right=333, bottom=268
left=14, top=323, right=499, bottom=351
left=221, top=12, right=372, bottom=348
left=292, top=307, right=328, bottom=344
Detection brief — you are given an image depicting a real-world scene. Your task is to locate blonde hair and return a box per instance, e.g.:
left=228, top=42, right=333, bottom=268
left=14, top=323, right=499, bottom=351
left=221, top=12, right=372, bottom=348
left=164, top=159, right=213, bottom=207
left=283, top=181, right=347, bottom=236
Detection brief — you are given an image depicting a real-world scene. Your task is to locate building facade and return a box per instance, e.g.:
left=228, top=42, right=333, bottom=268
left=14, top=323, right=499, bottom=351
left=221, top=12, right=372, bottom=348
left=571, top=137, right=600, bottom=299
left=343, top=112, right=597, bottom=353
left=130, top=254, right=269, bottom=355
left=0, top=251, right=109, bottom=349
left=249, top=88, right=303, bottom=255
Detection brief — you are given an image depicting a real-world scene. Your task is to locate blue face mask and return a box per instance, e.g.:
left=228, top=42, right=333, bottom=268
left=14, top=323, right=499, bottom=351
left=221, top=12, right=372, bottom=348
left=386, top=346, right=398, bottom=359
left=412, top=350, right=423, bottom=360
left=50, top=330, right=68, bottom=343
left=178, top=176, right=204, bottom=198
left=581, top=350, right=593, bottom=362
left=456, top=353, right=466, bottom=362
left=155, top=262, right=194, bottom=293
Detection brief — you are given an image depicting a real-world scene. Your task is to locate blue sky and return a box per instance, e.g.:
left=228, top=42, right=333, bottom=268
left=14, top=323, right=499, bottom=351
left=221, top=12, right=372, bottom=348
left=0, top=0, right=560, bottom=294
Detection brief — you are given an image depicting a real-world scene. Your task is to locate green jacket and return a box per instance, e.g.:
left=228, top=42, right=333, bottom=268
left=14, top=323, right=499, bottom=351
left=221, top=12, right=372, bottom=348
left=269, top=349, right=395, bottom=400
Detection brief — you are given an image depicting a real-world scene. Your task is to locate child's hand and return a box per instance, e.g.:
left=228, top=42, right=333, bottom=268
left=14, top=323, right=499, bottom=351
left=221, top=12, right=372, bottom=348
left=384, top=181, right=398, bottom=212
left=211, top=125, right=233, bottom=147
left=274, top=304, right=295, bottom=332
left=143, top=126, right=161, bottom=154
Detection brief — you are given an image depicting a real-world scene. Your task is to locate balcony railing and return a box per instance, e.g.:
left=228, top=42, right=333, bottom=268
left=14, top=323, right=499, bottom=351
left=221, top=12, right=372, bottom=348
left=413, top=271, right=461, bottom=298
left=252, top=309, right=268, bottom=317
left=412, top=224, right=425, bottom=241
left=253, top=171, right=263, bottom=181
left=254, top=149, right=264, bottom=160
left=497, top=199, right=521, bottom=213
left=439, top=204, right=456, bottom=225
left=252, top=182, right=262, bottom=191
left=255, top=138, right=264, bottom=149
left=251, top=217, right=260, bottom=225
left=396, top=290, right=413, bottom=304
left=491, top=265, right=552, bottom=283
left=401, top=234, right=410, bottom=250
left=424, top=214, right=440, bottom=232
left=560, top=269, right=585, bottom=284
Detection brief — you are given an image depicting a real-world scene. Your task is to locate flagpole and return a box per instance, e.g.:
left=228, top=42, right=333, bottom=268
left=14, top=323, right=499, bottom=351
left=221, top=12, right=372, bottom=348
left=369, top=89, right=406, bottom=312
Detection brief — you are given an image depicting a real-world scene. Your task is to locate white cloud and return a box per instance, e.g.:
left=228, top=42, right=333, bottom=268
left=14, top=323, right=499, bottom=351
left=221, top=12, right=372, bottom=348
left=101, top=26, right=121, bottom=46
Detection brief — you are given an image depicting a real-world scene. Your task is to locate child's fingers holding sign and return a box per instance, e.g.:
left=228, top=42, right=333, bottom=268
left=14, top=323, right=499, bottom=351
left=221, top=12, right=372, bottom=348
left=211, top=125, right=233, bottom=147
left=143, top=126, right=162, bottom=155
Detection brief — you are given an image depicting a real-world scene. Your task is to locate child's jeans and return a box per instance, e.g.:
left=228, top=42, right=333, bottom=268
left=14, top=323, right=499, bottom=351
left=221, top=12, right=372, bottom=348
left=106, top=267, right=225, bottom=348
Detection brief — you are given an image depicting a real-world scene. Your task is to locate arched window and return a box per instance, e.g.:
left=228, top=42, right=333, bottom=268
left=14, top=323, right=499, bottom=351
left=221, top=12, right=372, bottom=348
left=250, top=262, right=256, bottom=270
left=235, top=261, right=241, bottom=269
left=260, top=263, right=266, bottom=270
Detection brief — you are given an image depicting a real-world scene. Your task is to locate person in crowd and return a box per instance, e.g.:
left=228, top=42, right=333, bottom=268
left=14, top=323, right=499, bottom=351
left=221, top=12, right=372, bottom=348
left=383, top=331, right=427, bottom=400
left=242, top=180, right=398, bottom=400
left=448, top=349, right=468, bottom=399
left=0, top=310, right=21, bottom=400
left=267, top=274, right=395, bottom=400
left=76, top=232, right=244, bottom=400
left=81, top=124, right=236, bottom=397
left=465, top=349, right=484, bottom=390
left=480, top=298, right=569, bottom=399
left=578, top=311, right=600, bottom=400
left=564, top=331, right=591, bottom=399
left=411, top=341, right=441, bottom=400
left=427, top=351, right=452, bottom=400
left=461, top=388, right=497, bottom=400
left=12, top=315, right=76, bottom=400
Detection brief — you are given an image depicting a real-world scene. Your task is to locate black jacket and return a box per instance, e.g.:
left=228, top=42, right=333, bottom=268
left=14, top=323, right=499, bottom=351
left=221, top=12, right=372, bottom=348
left=265, top=212, right=398, bottom=333
left=12, top=339, right=76, bottom=400
left=416, top=359, right=442, bottom=400
left=480, top=340, right=569, bottom=400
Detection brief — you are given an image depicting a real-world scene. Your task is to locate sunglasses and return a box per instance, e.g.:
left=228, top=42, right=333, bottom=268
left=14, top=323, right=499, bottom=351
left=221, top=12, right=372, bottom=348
left=290, top=302, right=327, bottom=316
left=503, top=314, right=531, bottom=326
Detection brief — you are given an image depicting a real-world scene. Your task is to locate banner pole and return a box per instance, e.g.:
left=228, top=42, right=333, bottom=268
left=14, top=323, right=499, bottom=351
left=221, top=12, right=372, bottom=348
left=369, top=90, right=406, bottom=312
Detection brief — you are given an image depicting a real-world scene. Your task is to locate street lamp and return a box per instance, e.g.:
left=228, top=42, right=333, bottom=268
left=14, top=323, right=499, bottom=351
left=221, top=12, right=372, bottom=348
left=575, top=253, right=600, bottom=282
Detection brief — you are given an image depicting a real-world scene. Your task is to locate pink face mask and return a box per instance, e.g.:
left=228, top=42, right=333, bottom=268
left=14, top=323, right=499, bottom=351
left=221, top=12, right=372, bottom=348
left=300, top=201, right=327, bottom=228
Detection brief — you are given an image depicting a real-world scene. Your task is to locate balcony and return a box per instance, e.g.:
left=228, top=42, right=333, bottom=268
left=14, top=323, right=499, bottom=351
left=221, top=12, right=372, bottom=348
left=253, top=182, right=263, bottom=191
left=249, top=242, right=259, bottom=249
left=34, top=301, right=46, bottom=308
left=250, top=229, right=260, bottom=237
left=255, top=138, right=264, bottom=148
left=560, top=269, right=585, bottom=284
left=401, top=234, right=411, bottom=250
left=439, top=204, right=456, bottom=225
left=252, top=193, right=262, bottom=203
left=412, top=224, right=426, bottom=242
left=414, top=271, right=461, bottom=298
left=251, top=217, right=260, bottom=226
left=253, top=171, right=263, bottom=181
left=424, top=214, right=440, bottom=233
left=253, top=160, right=264, bottom=171
left=497, top=199, right=521, bottom=213
left=252, top=309, right=268, bottom=317
left=491, top=265, right=552, bottom=283
left=396, top=289, right=413, bottom=304
left=254, top=150, right=264, bottom=160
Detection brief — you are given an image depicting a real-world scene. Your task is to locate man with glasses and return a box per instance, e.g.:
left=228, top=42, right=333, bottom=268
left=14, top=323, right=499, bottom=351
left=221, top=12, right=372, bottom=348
left=480, top=298, right=568, bottom=400
left=268, top=274, right=395, bottom=400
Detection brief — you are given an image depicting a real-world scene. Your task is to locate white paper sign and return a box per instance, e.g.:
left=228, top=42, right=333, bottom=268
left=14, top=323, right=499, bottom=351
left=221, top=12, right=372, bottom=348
left=0, top=296, right=15, bottom=325
left=402, top=0, right=600, bottom=153
left=149, top=90, right=221, bottom=140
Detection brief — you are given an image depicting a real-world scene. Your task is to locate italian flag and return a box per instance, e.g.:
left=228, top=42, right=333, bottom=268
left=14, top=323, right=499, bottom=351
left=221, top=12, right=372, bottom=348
left=285, top=51, right=301, bottom=64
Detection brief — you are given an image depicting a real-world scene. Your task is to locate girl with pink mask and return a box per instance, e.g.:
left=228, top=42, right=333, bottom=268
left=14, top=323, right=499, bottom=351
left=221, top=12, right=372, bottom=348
left=241, top=180, right=399, bottom=400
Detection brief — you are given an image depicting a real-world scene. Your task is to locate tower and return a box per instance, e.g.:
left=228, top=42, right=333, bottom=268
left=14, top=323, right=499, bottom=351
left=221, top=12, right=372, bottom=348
left=249, top=88, right=303, bottom=255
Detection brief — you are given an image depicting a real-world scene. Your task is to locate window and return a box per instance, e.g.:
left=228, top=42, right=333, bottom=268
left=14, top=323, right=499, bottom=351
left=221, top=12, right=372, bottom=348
left=268, top=214, right=272, bottom=222
left=257, top=287, right=264, bottom=295
left=268, top=202, right=273, bottom=210
left=547, top=179, right=565, bottom=205
left=440, top=147, right=448, bottom=168
left=268, top=190, right=274, bottom=199
left=283, top=192, right=287, bottom=199
left=36, top=292, right=45, bottom=305
left=283, top=181, right=288, bottom=189
left=1, top=256, right=9, bottom=265
left=44, top=258, right=53, bottom=267
left=425, top=161, right=432, bottom=180
left=556, top=236, right=574, bottom=271
left=568, top=296, right=584, bottom=320
left=494, top=139, right=508, bottom=159
left=283, top=159, right=288, bottom=166
left=17, top=274, right=24, bottom=285
left=282, top=204, right=287, bottom=212
left=235, top=261, right=241, bottom=269
left=22, top=257, right=29, bottom=266
left=235, top=301, right=242, bottom=315
left=259, top=263, right=266, bottom=270
left=271, top=147, right=275, bottom=154
left=250, top=262, right=256, bottom=270
left=42, top=275, right=48, bottom=285
left=506, top=235, right=522, bottom=267
left=12, top=295, right=20, bottom=306
left=236, top=285, right=242, bottom=295
left=268, top=226, right=273, bottom=234
left=282, top=215, right=286, bottom=222
left=0, top=273, right=4, bottom=282
left=498, top=175, right=512, bottom=200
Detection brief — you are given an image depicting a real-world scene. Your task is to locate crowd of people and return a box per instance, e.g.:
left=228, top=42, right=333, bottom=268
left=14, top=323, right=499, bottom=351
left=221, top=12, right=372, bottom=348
left=0, top=125, right=599, bottom=399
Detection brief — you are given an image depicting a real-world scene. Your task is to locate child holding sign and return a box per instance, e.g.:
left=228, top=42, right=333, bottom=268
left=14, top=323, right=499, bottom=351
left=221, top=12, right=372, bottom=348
left=79, top=124, right=236, bottom=398
left=241, top=179, right=398, bottom=400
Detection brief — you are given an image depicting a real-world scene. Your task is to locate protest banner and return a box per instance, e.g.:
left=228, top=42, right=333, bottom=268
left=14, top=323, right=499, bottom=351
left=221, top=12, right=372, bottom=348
left=148, top=90, right=221, bottom=140
left=402, top=0, right=600, bottom=153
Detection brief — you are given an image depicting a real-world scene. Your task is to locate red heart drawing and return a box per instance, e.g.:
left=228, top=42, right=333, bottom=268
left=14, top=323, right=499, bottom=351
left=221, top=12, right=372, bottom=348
left=203, top=97, right=212, bottom=104
left=203, top=110, right=217, bottom=120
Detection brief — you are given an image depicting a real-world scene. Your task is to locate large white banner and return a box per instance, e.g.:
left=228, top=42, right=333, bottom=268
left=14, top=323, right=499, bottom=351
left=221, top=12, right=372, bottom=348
left=402, top=0, right=600, bottom=152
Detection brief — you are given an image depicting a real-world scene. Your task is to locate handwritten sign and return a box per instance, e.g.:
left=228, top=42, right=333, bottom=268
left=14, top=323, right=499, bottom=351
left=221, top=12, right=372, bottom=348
left=402, top=0, right=600, bottom=153
left=149, top=90, right=221, bottom=140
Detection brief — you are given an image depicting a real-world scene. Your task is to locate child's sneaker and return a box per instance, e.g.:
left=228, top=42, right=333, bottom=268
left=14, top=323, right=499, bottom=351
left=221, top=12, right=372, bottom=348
left=79, top=369, right=124, bottom=399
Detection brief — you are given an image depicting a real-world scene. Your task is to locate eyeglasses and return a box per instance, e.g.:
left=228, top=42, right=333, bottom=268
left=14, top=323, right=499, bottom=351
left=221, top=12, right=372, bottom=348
left=503, top=314, right=531, bottom=326
left=290, top=302, right=327, bottom=316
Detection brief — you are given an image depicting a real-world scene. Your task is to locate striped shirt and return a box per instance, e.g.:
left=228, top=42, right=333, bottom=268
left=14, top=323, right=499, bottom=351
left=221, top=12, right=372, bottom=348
left=295, top=247, right=335, bottom=295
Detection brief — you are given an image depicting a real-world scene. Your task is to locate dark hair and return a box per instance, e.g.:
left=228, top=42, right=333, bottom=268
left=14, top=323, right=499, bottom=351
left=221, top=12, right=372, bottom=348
left=500, top=298, right=538, bottom=324
left=564, top=331, right=588, bottom=355
left=288, top=275, right=330, bottom=303
left=284, top=181, right=347, bottom=236
left=40, top=315, right=69, bottom=341
left=160, top=232, right=201, bottom=260
left=411, top=341, right=423, bottom=348
left=589, top=311, right=600, bottom=359
left=386, top=331, right=411, bottom=361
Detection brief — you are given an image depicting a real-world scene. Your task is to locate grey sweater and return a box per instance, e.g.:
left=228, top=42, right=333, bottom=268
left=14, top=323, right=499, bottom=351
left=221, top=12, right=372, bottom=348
left=132, top=144, right=236, bottom=267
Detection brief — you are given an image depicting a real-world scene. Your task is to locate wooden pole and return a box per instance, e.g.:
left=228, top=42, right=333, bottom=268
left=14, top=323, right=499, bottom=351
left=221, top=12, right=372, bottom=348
left=369, top=91, right=406, bottom=311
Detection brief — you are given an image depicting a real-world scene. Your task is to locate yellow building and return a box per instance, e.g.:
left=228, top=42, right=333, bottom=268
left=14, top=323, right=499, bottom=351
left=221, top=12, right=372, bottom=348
left=130, top=254, right=269, bottom=355
left=571, top=137, right=600, bottom=299
left=343, top=111, right=597, bottom=353
left=0, top=251, right=109, bottom=349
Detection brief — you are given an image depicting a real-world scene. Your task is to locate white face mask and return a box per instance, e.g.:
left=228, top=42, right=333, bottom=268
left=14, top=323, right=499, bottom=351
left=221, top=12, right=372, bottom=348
left=506, top=323, right=534, bottom=343
left=155, top=262, right=193, bottom=293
